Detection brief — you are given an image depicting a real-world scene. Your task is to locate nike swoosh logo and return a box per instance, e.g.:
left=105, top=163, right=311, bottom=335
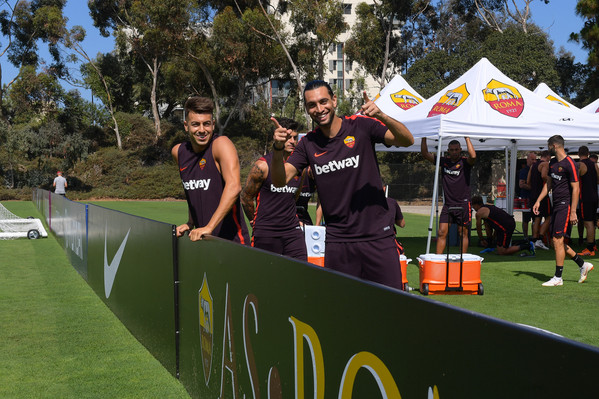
left=314, top=151, right=327, bottom=157
left=180, top=166, right=188, bottom=172
left=104, top=224, right=131, bottom=299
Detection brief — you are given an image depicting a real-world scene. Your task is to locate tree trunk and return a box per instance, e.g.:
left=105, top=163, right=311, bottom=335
left=149, top=57, right=162, bottom=139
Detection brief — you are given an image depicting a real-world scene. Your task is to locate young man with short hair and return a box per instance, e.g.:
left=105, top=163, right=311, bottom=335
left=533, top=135, right=593, bottom=286
left=421, top=137, right=476, bottom=254
left=527, top=150, right=552, bottom=250
left=172, top=96, right=249, bottom=243
left=472, top=195, right=534, bottom=256
left=576, top=145, right=599, bottom=256
left=241, top=118, right=307, bottom=260
left=270, top=80, right=414, bottom=289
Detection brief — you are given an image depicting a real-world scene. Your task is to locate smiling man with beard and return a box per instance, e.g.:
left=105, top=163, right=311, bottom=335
left=270, top=80, right=414, bottom=290
left=172, top=96, right=249, bottom=244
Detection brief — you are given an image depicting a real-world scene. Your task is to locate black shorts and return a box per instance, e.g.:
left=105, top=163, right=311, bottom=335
left=550, top=202, right=572, bottom=239
left=532, top=196, right=551, bottom=218
left=440, top=202, right=472, bottom=226
left=252, top=228, right=307, bottom=261
left=578, top=200, right=598, bottom=222
left=522, top=210, right=532, bottom=223
left=325, top=236, right=402, bottom=290
left=494, top=219, right=515, bottom=248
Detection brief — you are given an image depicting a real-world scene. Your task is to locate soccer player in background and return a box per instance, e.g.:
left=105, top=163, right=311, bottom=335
left=241, top=118, right=307, bottom=260
left=527, top=150, right=551, bottom=250
left=421, top=137, right=476, bottom=254
left=576, top=145, right=599, bottom=256
left=472, top=195, right=535, bottom=256
left=270, top=80, right=414, bottom=290
left=172, top=96, right=249, bottom=243
left=518, top=152, right=536, bottom=240
left=533, top=135, right=593, bottom=286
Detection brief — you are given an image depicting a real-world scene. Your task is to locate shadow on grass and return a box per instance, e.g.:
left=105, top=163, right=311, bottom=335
left=512, top=270, right=551, bottom=282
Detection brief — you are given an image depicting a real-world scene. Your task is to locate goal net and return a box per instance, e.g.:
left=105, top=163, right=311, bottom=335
left=0, top=203, right=48, bottom=239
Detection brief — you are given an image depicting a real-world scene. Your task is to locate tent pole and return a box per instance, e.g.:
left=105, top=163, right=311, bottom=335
left=426, top=137, right=444, bottom=254
left=508, top=142, right=517, bottom=215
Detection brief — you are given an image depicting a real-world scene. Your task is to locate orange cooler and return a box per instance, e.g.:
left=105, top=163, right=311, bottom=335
left=417, top=254, right=484, bottom=295
left=400, top=255, right=411, bottom=291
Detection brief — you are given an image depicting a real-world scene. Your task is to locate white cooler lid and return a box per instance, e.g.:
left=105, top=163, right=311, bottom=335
left=418, top=253, right=483, bottom=262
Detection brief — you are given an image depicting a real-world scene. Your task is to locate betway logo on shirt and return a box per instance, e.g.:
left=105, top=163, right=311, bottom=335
left=314, top=155, right=360, bottom=175
left=550, top=173, right=562, bottom=181
left=183, top=179, right=211, bottom=191
left=270, top=184, right=298, bottom=194
left=444, top=168, right=461, bottom=176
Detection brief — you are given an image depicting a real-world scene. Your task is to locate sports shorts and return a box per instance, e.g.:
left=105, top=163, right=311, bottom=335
left=493, top=218, right=515, bottom=248
left=252, top=227, right=307, bottom=261
left=440, top=202, right=472, bottom=226
left=532, top=195, right=551, bottom=218
left=325, top=236, right=403, bottom=290
left=550, top=201, right=572, bottom=239
left=578, top=199, right=598, bottom=222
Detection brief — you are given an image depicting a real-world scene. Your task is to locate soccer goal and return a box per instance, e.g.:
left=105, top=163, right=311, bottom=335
left=0, top=203, right=48, bottom=240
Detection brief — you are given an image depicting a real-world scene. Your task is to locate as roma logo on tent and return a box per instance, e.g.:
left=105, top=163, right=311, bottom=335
left=428, top=83, right=470, bottom=117
left=483, top=79, right=524, bottom=118
left=390, top=89, right=422, bottom=110
left=546, top=95, right=570, bottom=107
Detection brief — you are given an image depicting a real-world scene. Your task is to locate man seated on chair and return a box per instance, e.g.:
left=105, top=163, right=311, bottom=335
left=472, top=195, right=535, bottom=256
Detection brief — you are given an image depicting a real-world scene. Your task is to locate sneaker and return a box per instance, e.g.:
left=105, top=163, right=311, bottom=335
left=578, top=262, right=594, bottom=283
left=542, top=276, right=563, bottom=286
left=528, top=241, right=536, bottom=255
left=535, top=240, right=549, bottom=250
left=577, top=248, right=596, bottom=256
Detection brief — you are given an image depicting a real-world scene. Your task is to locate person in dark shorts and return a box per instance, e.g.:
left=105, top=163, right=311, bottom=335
left=295, top=167, right=316, bottom=226
left=241, top=118, right=307, bottom=260
left=421, top=137, right=476, bottom=254
left=518, top=152, right=536, bottom=239
left=533, top=135, right=593, bottom=286
left=472, top=196, right=534, bottom=256
left=576, top=146, right=599, bottom=256
left=386, top=194, right=406, bottom=254
left=527, top=150, right=551, bottom=250
left=172, top=96, right=249, bottom=244
left=270, top=80, right=414, bottom=290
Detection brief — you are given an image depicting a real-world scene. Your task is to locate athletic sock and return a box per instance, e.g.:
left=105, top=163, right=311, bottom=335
left=555, top=266, right=564, bottom=278
left=587, top=242, right=595, bottom=251
left=519, top=242, right=529, bottom=251
left=572, top=254, right=584, bottom=268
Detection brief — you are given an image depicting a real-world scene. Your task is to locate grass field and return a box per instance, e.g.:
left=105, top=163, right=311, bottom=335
left=2, top=199, right=598, bottom=397
left=0, top=201, right=190, bottom=398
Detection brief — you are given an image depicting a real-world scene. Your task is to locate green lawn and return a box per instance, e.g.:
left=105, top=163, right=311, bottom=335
left=0, top=201, right=190, bottom=399
left=2, top=199, right=598, bottom=399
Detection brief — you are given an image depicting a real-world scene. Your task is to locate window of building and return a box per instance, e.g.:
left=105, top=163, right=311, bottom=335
left=343, top=3, right=352, bottom=15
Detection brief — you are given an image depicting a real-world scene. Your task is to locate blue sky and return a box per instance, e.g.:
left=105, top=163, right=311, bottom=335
left=0, top=1, right=590, bottom=101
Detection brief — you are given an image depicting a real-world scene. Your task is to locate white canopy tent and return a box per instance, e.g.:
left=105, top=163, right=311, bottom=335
left=374, top=58, right=599, bottom=253
left=534, top=82, right=579, bottom=109
left=582, top=98, right=599, bottom=114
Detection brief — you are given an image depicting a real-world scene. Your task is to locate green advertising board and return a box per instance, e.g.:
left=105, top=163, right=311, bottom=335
left=177, top=236, right=599, bottom=398
left=86, top=204, right=177, bottom=376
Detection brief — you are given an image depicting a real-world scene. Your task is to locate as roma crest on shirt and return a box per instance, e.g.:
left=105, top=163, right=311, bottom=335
left=482, top=79, right=524, bottom=118
left=199, top=158, right=207, bottom=170
left=428, top=83, right=470, bottom=117
left=390, top=89, right=422, bottom=110
left=198, top=273, right=213, bottom=386
left=546, top=95, right=570, bottom=107
left=344, top=136, right=356, bottom=148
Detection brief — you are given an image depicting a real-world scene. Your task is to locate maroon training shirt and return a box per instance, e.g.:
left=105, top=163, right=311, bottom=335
left=286, top=115, right=393, bottom=242
left=252, top=152, right=302, bottom=236
left=177, top=139, right=249, bottom=244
